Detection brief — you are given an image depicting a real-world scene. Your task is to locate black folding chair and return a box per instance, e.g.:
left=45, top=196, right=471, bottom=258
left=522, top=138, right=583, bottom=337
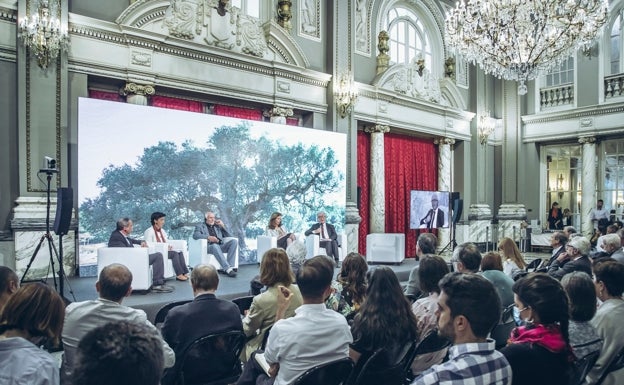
left=490, top=303, right=516, bottom=349
left=292, top=357, right=354, bottom=385
left=154, top=300, right=193, bottom=328
left=571, top=350, right=600, bottom=385
left=231, top=295, right=254, bottom=316
left=176, top=330, right=246, bottom=385
left=346, top=340, right=417, bottom=385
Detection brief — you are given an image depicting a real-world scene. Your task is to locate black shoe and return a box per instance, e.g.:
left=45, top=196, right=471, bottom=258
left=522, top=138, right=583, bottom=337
left=217, top=269, right=226, bottom=275
left=226, top=268, right=237, bottom=277
left=152, top=284, right=174, bottom=293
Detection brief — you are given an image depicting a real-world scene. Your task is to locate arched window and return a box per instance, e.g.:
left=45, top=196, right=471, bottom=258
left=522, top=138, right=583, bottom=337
left=385, top=6, right=433, bottom=70
left=545, top=57, right=575, bottom=87
left=609, top=10, right=622, bottom=75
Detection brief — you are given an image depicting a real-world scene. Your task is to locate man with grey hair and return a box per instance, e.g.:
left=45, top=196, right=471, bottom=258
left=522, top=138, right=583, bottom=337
left=600, top=233, right=624, bottom=263
left=420, top=193, right=445, bottom=230
left=62, top=264, right=175, bottom=382
left=304, top=211, right=340, bottom=263
left=563, top=226, right=578, bottom=239
left=286, top=240, right=307, bottom=275
left=193, top=211, right=238, bottom=277
left=161, top=264, right=242, bottom=385
left=548, top=236, right=592, bottom=280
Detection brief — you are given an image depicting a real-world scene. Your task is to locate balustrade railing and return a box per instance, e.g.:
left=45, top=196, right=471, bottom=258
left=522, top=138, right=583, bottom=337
left=539, top=84, right=574, bottom=109
left=604, top=73, right=624, bottom=99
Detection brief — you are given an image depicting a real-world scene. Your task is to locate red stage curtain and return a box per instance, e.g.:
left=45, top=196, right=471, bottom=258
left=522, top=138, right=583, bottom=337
left=89, top=89, right=124, bottom=102
left=152, top=95, right=204, bottom=112
left=286, top=117, right=299, bottom=126
left=213, top=104, right=262, bottom=120
left=384, top=133, right=438, bottom=258
left=357, top=131, right=371, bottom=255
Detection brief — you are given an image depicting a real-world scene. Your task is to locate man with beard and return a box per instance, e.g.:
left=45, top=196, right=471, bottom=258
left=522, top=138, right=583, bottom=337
left=411, top=272, right=512, bottom=385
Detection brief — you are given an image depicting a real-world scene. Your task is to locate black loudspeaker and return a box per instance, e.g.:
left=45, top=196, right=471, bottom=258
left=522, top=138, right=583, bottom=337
left=357, top=186, right=362, bottom=209
left=450, top=192, right=460, bottom=203
left=452, top=199, right=463, bottom=224
left=54, top=187, right=73, bottom=236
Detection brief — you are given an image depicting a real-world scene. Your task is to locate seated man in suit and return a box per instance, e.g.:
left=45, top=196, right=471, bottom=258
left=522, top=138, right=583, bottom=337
left=236, top=255, right=352, bottom=385
left=420, top=193, right=445, bottom=230
left=304, top=211, right=340, bottom=263
left=193, top=211, right=238, bottom=277
left=537, top=231, right=568, bottom=272
left=161, top=264, right=243, bottom=385
left=108, top=217, right=173, bottom=293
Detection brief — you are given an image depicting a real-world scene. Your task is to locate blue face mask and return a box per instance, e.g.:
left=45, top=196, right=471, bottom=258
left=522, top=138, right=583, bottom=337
left=513, top=306, right=523, bottom=326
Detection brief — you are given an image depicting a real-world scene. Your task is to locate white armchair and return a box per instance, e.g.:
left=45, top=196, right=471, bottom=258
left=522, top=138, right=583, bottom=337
left=306, top=233, right=347, bottom=261
left=188, top=237, right=239, bottom=270
left=366, top=233, right=405, bottom=264
left=147, top=240, right=189, bottom=279
left=97, top=247, right=153, bottom=290
left=256, top=235, right=277, bottom=264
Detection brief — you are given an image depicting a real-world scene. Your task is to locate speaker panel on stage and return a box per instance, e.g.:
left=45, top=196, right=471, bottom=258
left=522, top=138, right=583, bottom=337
left=452, top=199, right=463, bottom=224
left=54, top=187, right=73, bottom=236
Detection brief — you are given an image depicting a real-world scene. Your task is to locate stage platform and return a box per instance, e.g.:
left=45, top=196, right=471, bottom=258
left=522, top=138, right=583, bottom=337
left=61, top=259, right=418, bottom=323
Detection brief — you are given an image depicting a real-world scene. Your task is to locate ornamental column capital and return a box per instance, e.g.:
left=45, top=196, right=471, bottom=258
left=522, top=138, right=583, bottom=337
left=434, top=137, right=456, bottom=146
left=578, top=136, right=596, bottom=145
left=119, top=82, right=155, bottom=97
left=364, top=124, right=390, bottom=134
left=263, top=105, right=294, bottom=118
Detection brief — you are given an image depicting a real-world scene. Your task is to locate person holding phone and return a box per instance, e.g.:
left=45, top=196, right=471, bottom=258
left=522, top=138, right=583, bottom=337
left=193, top=211, right=238, bottom=277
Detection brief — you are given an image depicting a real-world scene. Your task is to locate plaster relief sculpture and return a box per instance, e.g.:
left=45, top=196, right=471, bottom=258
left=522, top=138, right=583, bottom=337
left=299, top=0, right=320, bottom=40
left=355, top=0, right=369, bottom=54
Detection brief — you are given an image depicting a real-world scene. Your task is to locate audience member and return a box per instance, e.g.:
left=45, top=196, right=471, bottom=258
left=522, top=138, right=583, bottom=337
left=560, top=272, right=602, bottom=360
left=326, top=252, right=368, bottom=318
left=161, top=264, right=242, bottom=385
left=304, top=211, right=340, bottom=264
left=618, top=228, right=624, bottom=248
left=242, top=248, right=302, bottom=361
left=236, top=255, right=352, bottom=385
left=500, top=273, right=573, bottom=385
left=548, top=202, right=563, bottom=230
left=0, top=266, right=19, bottom=312
left=72, top=321, right=164, bottom=385
left=607, top=224, right=619, bottom=234
left=548, top=236, right=592, bottom=280
left=265, top=212, right=297, bottom=249
left=538, top=231, right=568, bottom=271
left=480, top=252, right=515, bottom=308
left=193, top=211, right=238, bottom=277
left=564, top=226, right=578, bottom=239
left=404, top=232, right=437, bottom=298
left=0, top=283, right=65, bottom=385
left=349, top=266, right=418, bottom=384
left=285, top=240, right=306, bottom=275
left=108, top=217, right=173, bottom=292
left=562, top=208, right=573, bottom=227
left=585, top=259, right=624, bottom=385
left=411, top=272, right=511, bottom=385
left=144, top=211, right=189, bottom=281
left=590, top=199, right=610, bottom=230
left=599, top=233, right=624, bottom=263
left=410, top=255, right=450, bottom=375
left=62, top=264, right=174, bottom=380
left=498, top=237, right=527, bottom=279
left=451, top=242, right=482, bottom=273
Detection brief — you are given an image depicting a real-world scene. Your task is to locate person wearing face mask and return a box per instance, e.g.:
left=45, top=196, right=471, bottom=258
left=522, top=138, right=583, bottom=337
left=501, top=273, right=573, bottom=385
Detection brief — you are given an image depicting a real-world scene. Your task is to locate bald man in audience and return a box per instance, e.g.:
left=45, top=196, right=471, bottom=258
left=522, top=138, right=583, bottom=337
left=0, top=266, right=19, bottom=312
left=61, top=264, right=174, bottom=382
left=161, top=264, right=242, bottom=385
left=404, top=233, right=437, bottom=298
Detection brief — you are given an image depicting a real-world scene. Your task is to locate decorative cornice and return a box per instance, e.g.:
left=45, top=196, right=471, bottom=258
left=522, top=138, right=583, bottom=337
left=522, top=103, right=624, bottom=124
left=578, top=136, right=596, bottom=144
left=364, top=124, right=390, bottom=133
left=0, top=5, right=17, bottom=22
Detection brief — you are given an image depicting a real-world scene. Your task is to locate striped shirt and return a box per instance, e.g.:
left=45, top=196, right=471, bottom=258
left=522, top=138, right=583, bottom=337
left=412, top=339, right=512, bottom=385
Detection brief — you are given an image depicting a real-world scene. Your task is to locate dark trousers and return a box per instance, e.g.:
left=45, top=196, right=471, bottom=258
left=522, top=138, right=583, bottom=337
left=148, top=252, right=165, bottom=285
left=320, top=239, right=340, bottom=262
left=236, top=352, right=275, bottom=385
left=168, top=250, right=189, bottom=276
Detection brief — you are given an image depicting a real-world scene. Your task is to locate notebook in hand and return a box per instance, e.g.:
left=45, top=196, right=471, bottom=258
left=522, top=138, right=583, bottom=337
left=254, top=352, right=272, bottom=377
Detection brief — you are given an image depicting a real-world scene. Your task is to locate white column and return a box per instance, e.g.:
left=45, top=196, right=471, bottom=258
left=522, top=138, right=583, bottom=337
left=580, top=136, right=597, bottom=237
left=120, top=83, right=155, bottom=105
left=435, top=138, right=454, bottom=251
left=365, top=124, right=389, bottom=233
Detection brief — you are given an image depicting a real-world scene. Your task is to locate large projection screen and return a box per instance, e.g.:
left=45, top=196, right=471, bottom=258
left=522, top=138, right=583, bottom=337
left=409, top=190, right=450, bottom=230
left=78, top=98, right=346, bottom=267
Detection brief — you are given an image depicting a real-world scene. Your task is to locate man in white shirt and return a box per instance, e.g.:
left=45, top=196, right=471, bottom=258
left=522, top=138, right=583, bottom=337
left=61, top=264, right=175, bottom=382
left=236, top=255, right=352, bottom=385
left=590, top=199, right=610, bottom=229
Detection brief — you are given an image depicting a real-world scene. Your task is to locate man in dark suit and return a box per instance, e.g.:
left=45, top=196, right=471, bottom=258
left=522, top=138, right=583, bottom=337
left=304, top=211, right=340, bottom=263
left=192, top=211, right=238, bottom=277
left=420, top=193, right=445, bottom=230
left=107, top=217, right=173, bottom=293
left=161, top=264, right=243, bottom=385
left=537, top=231, right=568, bottom=272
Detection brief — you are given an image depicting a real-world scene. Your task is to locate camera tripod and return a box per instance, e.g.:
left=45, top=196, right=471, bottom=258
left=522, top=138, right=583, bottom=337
left=20, top=169, right=73, bottom=300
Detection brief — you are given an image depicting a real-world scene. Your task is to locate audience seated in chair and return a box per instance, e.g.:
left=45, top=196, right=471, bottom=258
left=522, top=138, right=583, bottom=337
left=265, top=212, right=297, bottom=249
left=73, top=321, right=164, bottom=385
left=144, top=211, right=189, bottom=281
left=161, top=263, right=243, bottom=385
left=193, top=211, right=238, bottom=277
left=404, top=233, right=437, bottom=299
left=498, top=237, right=527, bottom=279
left=547, top=236, right=592, bottom=280
left=286, top=240, right=307, bottom=276
left=304, top=211, right=341, bottom=263
left=0, top=283, right=65, bottom=385
left=349, top=266, right=418, bottom=385
left=0, top=265, right=19, bottom=313
left=412, top=273, right=512, bottom=385
left=242, top=248, right=302, bottom=361
left=325, top=252, right=368, bottom=318
left=410, top=255, right=450, bottom=375
left=62, top=264, right=175, bottom=382
left=236, top=255, right=352, bottom=385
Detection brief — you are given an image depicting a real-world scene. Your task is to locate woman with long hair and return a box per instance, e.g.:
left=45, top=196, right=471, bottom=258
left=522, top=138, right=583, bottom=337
left=265, top=212, right=296, bottom=249
left=585, top=259, right=624, bottom=385
left=500, top=273, right=573, bottom=385
left=326, top=252, right=368, bottom=317
left=0, top=282, right=66, bottom=385
left=242, top=248, right=302, bottom=360
left=498, top=237, right=527, bottom=279
left=350, top=266, right=419, bottom=375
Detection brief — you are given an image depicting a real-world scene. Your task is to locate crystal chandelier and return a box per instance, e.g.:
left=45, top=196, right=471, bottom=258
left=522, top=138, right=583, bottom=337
left=19, top=0, right=69, bottom=69
left=446, top=0, right=608, bottom=95
left=334, top=72, right=358, bottom=118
